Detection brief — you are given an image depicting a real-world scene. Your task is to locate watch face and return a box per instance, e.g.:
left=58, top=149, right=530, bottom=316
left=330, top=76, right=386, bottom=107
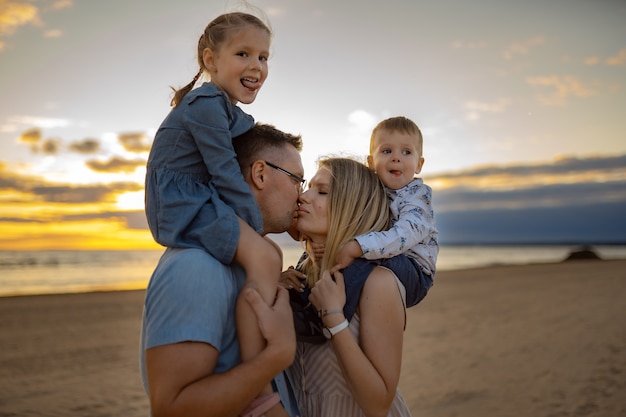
left=323, top=327, right=332, bottom=339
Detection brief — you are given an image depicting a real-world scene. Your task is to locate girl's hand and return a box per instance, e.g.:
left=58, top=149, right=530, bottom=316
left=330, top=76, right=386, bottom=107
left=309, top=269, right=346, bottom=326
left=243, top=286, right=295, bottom=365
left=309, top=241, right=325, bottom=261
left=279, top=266, right=306, bottom=292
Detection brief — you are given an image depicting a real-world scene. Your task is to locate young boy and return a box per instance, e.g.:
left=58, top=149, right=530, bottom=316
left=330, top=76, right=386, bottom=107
left=334, top=116, right=439, bottom=307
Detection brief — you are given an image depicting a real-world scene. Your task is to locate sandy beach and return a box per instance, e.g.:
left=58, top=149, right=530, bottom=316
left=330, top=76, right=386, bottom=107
left=0, top=259, right=624, bottom=417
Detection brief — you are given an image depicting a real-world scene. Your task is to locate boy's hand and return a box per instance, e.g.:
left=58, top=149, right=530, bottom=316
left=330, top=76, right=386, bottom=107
left=331, top=239, right=363, bottom=273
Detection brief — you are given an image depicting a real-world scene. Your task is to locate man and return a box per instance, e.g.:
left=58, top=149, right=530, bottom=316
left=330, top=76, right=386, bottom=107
left=140, top=123, right=304, bottom=416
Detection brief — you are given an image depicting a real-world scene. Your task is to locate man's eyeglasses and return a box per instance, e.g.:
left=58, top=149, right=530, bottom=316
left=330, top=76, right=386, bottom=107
left=265, top=161, right=306, bottom=191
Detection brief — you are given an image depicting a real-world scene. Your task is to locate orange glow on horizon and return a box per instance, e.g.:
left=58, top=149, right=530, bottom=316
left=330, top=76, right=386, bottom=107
left=0, top=219, right=163, bottom=251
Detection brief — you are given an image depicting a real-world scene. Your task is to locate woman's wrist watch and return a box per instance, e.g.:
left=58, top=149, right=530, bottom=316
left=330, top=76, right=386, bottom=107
left=323, top=318, right=349, bottom=339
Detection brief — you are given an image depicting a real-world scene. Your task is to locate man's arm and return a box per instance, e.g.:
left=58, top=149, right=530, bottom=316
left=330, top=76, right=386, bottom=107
left=146, top=287, right=295, bottom=417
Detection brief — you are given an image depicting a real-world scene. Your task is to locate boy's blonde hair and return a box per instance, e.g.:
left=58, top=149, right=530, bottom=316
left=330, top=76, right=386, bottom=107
left=370, top=116, right=423, bottom=155
left=300, top=158, right=391, bottom=287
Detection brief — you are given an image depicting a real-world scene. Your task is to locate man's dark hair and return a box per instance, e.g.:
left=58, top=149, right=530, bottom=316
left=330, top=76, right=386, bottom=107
left=233, top=123, right=303, bottom=173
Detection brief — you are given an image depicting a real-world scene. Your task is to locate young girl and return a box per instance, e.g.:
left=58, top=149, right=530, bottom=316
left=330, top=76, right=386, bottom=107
left=144, top=12, right=285, bottom=409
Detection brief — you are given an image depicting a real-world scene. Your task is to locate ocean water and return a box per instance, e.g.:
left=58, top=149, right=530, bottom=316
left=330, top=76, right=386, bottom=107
left=1, top=245, right=625, bottom=297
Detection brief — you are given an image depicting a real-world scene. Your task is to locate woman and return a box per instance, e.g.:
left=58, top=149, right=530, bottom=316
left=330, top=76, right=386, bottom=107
left=283, top=158, right=412, bottom=417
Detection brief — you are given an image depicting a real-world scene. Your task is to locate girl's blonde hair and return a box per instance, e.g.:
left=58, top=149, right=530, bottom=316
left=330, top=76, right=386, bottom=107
left=171, top=12, right=272, bottom=107
left=300, top=158, right=391, bottom=287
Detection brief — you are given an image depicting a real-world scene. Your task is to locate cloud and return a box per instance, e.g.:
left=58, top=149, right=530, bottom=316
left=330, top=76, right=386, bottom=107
left=2, top=150, right=624, bottom=245
left=118, top=132, right=151, bottom=153
left=0, top=161, right=33, bottom=190
left=33, top=181, right=141, bottom=204
left=526, top=75, right=596, bottom=106
left=429, top=154, right=626, bottom=245
left=0, top=162, right=142, bottom=204
left=15, top=124, right=149, bottom=158
left=429, top=154, right=626, bottom=181
left=584, top=48, right=626, bottom=67
left=43, top=28, right=61, bottom=38
left=0, top=1, right=40, bottom=37
left=68, top=138, right=100, bottom=154
left=31, top=184, right=114, bottom=203
left=61, top=209, right=148, bottom=230
left=11, top=115, right=72, bottom=129
left=428, top=154, right=626, bottom=214
left=434, top=179, right=626, bottom=211
left=51, top=0, right=72, bottom=10
left=0, top=215, right=44, bottom=223
left=606, top=48, right=626, bottom=66
left=18, top=127, right=41, bottom=145
left=347, top=110, right=377, bottom=132
left=338, top=109, right=379, bottom=153
left=502, top=36, right=545, bottom=60
left=464, top=98, right=511, bottom=121
left=85, top=156, right=146, bottom=173
left=0, top=0, right=72, bottom=51
left=0, top=209, right=147, bottom=231
left=17, top=126, right=100, bottom=155
left=41, top=138, right=61, bottom=155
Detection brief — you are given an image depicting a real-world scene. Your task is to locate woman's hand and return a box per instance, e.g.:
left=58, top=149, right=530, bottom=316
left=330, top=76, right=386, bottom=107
left=309, top=269, right=346, bottom=326
left=279, top=266, right=306, bottom=292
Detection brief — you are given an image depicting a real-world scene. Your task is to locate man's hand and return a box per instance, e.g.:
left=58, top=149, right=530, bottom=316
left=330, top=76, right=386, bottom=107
left=244, top=285, right=296, bottom=368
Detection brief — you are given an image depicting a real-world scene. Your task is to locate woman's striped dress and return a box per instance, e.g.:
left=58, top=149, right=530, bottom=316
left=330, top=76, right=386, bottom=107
left=286, top=314, right=413, bottom=417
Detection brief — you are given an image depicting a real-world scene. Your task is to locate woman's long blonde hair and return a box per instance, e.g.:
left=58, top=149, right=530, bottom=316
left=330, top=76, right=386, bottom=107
left=300, top=157, right=391, bottom=287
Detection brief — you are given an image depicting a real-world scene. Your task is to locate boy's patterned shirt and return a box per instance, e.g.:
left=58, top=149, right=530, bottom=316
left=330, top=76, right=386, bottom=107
left=355, top=178, right=439, bottom=275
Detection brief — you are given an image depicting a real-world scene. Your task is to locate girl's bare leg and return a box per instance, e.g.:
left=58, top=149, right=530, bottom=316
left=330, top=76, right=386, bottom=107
left=234, top=219, right=286, bottom=414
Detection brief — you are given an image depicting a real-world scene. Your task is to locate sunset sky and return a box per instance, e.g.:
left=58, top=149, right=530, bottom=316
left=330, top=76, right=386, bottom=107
left=0, top=0, right=625, bottom=250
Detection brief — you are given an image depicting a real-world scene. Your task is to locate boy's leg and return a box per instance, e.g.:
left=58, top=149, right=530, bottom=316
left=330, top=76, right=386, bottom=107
left=380, top=255, right=432, bottom=308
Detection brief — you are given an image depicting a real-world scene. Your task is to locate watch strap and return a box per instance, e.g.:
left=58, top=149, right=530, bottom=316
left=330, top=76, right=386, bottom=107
left=325, top=319, right=349, bottom=338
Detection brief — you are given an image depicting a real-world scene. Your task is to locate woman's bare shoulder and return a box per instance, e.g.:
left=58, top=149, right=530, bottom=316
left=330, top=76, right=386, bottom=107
left=361, top=266, right=401, bottom=299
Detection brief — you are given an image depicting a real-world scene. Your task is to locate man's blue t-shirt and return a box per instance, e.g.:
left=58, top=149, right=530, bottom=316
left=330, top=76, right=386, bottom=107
left=140, top=247, right=244, bottom=395
left=139, top=247, right=300, bottom=417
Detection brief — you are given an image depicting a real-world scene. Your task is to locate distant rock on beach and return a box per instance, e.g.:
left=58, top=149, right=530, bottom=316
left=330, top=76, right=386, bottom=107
left=563, top=245, right=602, bottom=261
